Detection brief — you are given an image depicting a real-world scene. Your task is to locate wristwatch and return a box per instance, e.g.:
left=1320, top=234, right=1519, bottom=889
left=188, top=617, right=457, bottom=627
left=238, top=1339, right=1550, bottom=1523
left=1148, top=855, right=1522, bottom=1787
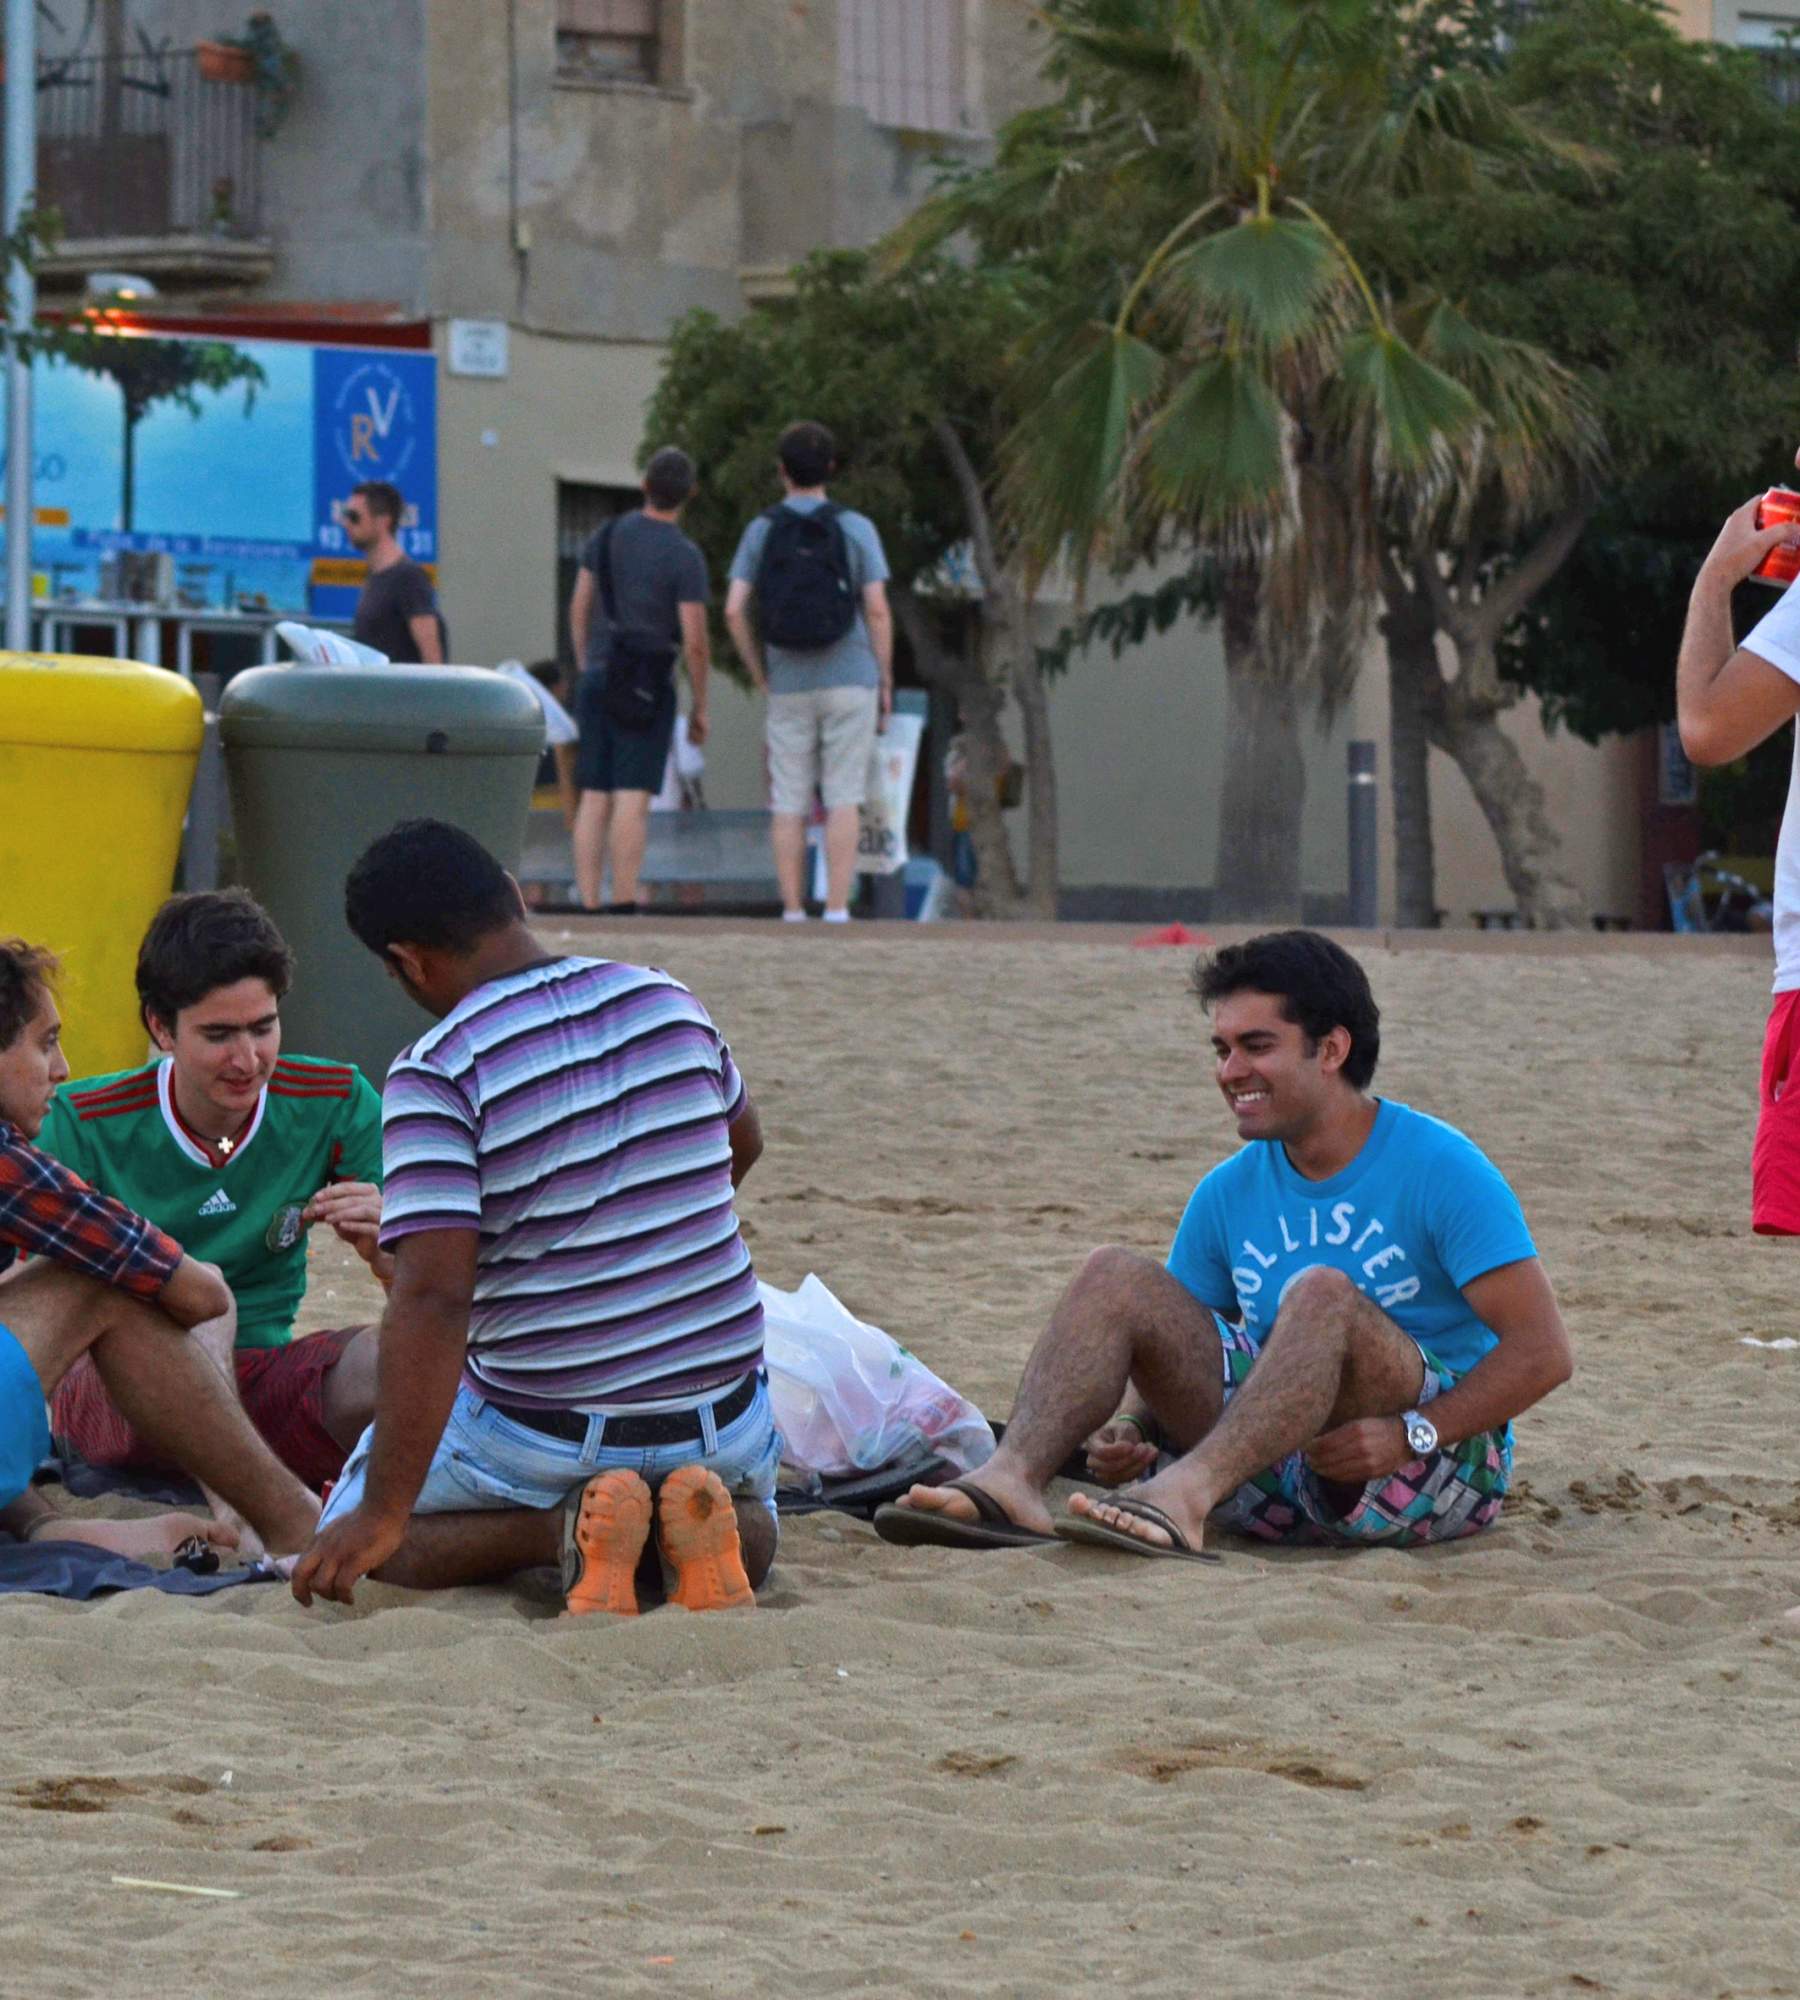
left=1400, top=1409, right=1439, bottom=1458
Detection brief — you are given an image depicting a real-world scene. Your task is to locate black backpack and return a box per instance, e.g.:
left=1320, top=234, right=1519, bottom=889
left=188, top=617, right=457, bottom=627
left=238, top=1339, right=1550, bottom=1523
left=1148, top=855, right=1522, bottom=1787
left=592, top=516, right=677, bottom=732
left=755, top=502, right=857, bottom=650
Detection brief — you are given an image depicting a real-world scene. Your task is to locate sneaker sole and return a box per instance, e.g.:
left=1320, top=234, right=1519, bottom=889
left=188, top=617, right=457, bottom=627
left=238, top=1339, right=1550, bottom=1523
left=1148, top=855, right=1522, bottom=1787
left=562, top=1469, right=653, bottom=1617
left=657, top=1465, right=754, bottom=1612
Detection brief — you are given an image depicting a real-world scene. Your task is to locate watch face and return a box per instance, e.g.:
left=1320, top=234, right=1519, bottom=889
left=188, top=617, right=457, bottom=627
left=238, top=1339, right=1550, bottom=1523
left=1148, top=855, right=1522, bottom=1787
left=1405, top=1417, right=1438, bottom=1457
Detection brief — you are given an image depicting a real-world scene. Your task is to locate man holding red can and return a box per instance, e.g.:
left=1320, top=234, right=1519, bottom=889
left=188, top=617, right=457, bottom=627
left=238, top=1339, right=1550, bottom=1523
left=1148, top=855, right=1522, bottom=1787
left=1677, top=470, right=1800, bottom=1232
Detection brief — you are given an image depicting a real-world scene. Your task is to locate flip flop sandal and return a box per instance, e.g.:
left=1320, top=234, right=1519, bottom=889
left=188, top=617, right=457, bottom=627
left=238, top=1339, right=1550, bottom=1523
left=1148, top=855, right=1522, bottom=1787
left=1055, top=1497, right=1222, bottom=1563
left=873, top=1478, right=1059, bottom=1551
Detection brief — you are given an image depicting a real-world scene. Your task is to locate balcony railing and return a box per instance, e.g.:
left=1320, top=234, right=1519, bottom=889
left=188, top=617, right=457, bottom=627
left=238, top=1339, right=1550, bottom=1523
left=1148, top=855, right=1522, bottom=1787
left=20, top=49, right=263, bottom=244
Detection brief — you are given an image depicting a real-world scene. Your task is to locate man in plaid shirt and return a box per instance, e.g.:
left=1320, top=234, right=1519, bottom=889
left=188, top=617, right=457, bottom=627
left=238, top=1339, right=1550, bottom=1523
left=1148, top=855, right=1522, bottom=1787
left=0, top=939, right=321, bottom=1561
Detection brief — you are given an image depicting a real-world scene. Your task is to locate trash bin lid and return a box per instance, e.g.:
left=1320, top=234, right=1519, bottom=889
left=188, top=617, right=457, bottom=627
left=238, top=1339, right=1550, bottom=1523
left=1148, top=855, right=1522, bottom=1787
left=219, top=665, right=545, bottom=754
left=0, top=652, right=203, bottom=753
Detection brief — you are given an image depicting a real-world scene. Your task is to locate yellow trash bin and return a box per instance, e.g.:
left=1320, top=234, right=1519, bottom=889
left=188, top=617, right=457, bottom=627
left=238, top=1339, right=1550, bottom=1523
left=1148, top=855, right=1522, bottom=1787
left=0, top=653, right=203, bottom=1075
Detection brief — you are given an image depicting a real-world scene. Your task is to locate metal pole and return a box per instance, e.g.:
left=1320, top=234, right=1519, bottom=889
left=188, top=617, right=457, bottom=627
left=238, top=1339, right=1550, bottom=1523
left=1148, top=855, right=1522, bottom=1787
left=4, top=0, right=36, bottom=650
left=1347, top=739, right=1379, bottom=929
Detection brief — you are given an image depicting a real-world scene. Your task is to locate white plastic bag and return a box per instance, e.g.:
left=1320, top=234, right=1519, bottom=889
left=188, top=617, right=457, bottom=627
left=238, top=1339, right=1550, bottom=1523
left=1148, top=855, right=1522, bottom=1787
left=273, top=620, right=391, bottom=668
left=856, top=711, right=925, bottom=876
left=760, top=1273, right=995, bottom=1478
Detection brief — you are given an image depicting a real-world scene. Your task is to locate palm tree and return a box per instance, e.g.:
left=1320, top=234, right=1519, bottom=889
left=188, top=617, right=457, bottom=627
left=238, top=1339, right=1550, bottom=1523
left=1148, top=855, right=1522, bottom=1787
left=900, top=0, right=1590, bottom=920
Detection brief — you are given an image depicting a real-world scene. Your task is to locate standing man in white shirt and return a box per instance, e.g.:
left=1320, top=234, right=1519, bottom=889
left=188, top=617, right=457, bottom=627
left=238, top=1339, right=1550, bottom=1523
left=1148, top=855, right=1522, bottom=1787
left=1676, top=465, right=1800, bottom=1233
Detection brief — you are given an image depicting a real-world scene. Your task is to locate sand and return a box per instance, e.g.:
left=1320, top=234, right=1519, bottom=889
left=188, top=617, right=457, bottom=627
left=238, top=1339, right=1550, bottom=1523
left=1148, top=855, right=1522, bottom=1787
left=4, top=923, right=1799, bottom=1999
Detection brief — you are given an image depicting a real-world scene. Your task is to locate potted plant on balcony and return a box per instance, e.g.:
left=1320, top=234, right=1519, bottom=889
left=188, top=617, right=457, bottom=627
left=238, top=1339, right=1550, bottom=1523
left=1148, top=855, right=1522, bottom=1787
left=198, top=15, right=298, bottom=136
left=196, top=39, right=254, bottom=84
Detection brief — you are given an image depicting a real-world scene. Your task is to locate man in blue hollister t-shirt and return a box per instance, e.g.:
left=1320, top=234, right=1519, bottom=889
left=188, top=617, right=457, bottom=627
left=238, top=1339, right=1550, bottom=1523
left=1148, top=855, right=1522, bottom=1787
left=876, top=931, right=1572, bottom=1560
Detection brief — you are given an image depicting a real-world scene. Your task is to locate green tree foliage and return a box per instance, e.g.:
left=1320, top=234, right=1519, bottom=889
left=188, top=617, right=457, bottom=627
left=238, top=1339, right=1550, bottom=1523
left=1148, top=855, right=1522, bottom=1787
left=53, top=322, right=266, bottom=530
left=1377, top=0, right=1800, bottom=911
left=898, top=0, right=1584, bottom=921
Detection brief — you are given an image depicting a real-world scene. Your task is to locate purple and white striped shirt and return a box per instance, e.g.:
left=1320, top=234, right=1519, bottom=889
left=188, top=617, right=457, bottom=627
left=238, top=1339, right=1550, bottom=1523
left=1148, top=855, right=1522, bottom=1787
left=377, top=957, right=762, bottom=1409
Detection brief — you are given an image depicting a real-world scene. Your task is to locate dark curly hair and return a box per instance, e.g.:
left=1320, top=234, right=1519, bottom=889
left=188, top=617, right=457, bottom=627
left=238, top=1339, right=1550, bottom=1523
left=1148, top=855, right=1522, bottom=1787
left=1192, top=930, right=1381, bottom=1090
left=136, top=890, right=295, bottom=1032
left=345, top=819, right=517, bottom=957
left=0, top=940, right=59, bottom=1052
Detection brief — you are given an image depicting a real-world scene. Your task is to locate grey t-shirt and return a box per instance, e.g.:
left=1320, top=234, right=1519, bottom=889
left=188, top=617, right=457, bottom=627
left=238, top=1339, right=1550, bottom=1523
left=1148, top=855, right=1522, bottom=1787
left=728, top=496, right=889, bottom=694
left=354, top=558, right=443, bottom=664
left=580, top=511, right=709, bottom=669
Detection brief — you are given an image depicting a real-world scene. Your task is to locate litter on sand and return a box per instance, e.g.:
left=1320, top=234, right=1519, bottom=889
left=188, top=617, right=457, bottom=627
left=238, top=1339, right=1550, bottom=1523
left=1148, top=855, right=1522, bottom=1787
left=110, top=1878, right=243, bottom=1900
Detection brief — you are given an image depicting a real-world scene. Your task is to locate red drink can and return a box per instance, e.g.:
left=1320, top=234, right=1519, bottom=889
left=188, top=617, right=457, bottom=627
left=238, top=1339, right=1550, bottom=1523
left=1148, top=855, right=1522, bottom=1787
left=1754, top=487, right=1800, bottom=586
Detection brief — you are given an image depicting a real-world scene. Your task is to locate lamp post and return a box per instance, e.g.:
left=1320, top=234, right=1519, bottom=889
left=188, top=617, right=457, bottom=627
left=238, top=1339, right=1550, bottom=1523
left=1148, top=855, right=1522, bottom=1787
left=4, top=0, right=36, bottom=650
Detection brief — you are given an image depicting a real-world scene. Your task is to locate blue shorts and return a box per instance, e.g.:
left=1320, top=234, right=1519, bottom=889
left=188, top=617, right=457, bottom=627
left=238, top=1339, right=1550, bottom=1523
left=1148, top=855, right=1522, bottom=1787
left=1206, top=1316, right=1512, bottom=1548
left=574, top=670, right=677, bottom=795
left=320, top=1372, right=784, bottom=1538
left=0, top=1323, right=51, bottom=1513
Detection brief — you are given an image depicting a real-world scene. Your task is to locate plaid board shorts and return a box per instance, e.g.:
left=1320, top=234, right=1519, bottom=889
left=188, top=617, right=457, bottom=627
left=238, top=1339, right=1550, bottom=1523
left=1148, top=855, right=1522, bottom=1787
left=51, top=1326, right=362, bottom=1494
left=1207, top=1315, right=1511, bottom=1549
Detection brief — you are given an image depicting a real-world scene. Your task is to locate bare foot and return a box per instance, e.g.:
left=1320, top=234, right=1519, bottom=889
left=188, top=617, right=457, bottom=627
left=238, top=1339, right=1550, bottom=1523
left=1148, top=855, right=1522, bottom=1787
left=1067, top=1482, right=1208, bottom=1551
left=894, top=1473, right=1055, bottom=1538
left=38, top=1512, right=241, bottom=1563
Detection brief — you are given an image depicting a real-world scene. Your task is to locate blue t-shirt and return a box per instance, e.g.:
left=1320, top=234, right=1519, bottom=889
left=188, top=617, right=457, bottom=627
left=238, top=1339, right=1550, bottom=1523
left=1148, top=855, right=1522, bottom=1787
left=1166, top=1099, right=1535, bottom=1379
left=728, top=495, right=889, bottom=695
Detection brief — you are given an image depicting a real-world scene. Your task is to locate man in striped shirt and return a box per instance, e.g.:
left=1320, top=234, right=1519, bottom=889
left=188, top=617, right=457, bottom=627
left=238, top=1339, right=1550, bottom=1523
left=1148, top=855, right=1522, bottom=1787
left=292, top=819, right=776, bottom=1618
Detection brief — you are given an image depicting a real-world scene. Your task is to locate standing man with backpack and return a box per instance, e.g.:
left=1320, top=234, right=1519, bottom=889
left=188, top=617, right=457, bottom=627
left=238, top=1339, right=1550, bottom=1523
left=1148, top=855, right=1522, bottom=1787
left=569, top=447, right=713, bottom=915
left=725, top=421, right=894, bottom=923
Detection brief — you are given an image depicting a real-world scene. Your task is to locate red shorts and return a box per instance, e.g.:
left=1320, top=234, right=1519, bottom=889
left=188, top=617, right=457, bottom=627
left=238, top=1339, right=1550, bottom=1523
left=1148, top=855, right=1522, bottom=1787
left=1754, top=991, right=1800, bottom=1235
left=50, top=1327, right=363, bottom=1493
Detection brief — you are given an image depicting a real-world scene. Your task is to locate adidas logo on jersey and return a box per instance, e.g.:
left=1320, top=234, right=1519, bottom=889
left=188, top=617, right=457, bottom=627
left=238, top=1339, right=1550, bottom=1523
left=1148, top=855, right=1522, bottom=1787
left=197, top=1188, right=237, bottom=1217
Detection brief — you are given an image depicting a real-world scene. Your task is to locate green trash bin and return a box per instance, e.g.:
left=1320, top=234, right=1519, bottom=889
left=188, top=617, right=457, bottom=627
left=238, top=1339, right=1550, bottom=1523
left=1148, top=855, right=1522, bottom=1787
left=219, top=666, right=545, bottom=1086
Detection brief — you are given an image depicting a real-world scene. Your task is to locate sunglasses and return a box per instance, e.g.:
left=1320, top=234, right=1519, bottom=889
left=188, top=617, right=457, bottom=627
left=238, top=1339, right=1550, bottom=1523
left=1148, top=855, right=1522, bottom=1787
left=342, top=507, right=367, bottom=524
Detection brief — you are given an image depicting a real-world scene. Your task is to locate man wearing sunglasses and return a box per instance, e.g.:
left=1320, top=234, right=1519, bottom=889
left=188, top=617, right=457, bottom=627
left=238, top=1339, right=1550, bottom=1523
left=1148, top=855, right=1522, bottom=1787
left=343, top=480, right=445, bottom=666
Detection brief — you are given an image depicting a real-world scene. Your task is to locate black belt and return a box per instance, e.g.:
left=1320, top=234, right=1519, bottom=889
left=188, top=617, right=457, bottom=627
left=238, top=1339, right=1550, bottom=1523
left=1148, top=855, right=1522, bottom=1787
left=485, top=1370, right=757, bottom=1447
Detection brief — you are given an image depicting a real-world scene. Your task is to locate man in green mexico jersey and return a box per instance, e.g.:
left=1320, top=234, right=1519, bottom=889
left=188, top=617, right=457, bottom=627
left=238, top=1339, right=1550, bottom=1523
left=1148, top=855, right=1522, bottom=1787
left=40, top=891, right=388, bottom=1491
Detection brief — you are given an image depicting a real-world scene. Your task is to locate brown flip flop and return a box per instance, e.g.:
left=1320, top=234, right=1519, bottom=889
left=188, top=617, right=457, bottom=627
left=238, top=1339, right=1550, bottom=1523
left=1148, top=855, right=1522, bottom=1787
left=873, top=1478, right=1058, bottom=1551
left=1056, top=1496, right=1222, bottom=1563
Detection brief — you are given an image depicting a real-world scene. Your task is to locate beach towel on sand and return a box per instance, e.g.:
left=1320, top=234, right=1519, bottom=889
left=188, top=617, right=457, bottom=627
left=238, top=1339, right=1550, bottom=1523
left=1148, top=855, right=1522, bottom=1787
left=0, top=1537, right=271, bottom=1601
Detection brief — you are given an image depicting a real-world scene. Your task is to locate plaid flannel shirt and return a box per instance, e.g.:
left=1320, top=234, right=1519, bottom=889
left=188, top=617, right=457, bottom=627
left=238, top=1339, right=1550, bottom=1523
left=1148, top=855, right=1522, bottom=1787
left=0, top=1120, right=182, bottom=1297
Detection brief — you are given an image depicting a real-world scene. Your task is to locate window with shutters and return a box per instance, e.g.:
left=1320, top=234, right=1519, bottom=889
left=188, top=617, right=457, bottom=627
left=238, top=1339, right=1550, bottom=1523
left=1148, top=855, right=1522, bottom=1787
left=1737, top=10, right=1800, bottom=105
left=556, top=0, right=663, bottom=86
left=837, top=0, right=973, bottom=135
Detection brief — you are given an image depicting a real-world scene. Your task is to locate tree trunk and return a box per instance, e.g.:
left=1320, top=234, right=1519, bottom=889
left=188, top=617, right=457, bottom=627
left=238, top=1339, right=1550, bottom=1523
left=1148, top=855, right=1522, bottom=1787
left=1378, top=570, right=1441, bottom=929
left=1213, top=565, right=1305, bottom=922
left=889, top=585, right=1030, bottom=917
left=121, top=412, right=136, bottom=532
left=955, top=672, right=1029, bottom=915
left=1416, top=511, right=1593, bottom=931
left=1433, top=653, right=1587, bottom=930
left=1010, top=634, right=1059, bottom=919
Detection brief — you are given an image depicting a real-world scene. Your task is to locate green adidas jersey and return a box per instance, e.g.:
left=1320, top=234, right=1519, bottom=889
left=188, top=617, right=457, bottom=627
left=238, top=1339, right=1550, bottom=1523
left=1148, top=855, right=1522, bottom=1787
left=38, top=1054, right=384, bottom=1349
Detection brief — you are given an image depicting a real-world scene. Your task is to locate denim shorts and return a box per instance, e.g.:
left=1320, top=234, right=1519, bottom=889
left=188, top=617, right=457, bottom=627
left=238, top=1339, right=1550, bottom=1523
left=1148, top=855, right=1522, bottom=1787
left=319, top=1371, right=784, bottom=1536
left=1206, top=1316, right=1512, bottom=1549
left=0, top=1323, right=50, bottom=1514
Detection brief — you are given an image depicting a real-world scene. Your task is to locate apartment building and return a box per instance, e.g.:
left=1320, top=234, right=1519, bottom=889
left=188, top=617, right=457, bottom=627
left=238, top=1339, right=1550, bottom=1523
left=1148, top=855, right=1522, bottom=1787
left=14, top=0, right=1796, bottom=921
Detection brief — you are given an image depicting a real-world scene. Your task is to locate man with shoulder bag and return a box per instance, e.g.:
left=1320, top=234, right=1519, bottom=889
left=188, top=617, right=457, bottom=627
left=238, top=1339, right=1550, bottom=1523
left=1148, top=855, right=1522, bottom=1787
left=569, top=448, right=712, bottom=915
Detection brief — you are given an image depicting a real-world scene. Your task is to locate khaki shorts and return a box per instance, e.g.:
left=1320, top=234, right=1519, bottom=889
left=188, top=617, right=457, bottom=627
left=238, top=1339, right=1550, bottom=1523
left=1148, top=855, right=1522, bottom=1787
left=766, top=686, right=879, bottom=814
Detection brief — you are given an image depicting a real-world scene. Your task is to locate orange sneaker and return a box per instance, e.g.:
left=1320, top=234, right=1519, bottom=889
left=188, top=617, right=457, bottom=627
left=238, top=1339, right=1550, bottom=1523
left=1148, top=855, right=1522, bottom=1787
left=561, top=1469, right=653, bottom=1617
left=657, top=1465, right=755, bottom=1612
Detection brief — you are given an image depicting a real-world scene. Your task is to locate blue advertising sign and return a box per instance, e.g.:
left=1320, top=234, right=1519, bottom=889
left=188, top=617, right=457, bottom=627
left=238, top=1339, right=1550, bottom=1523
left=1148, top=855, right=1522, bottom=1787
left=9, top=331, right=437, bottom=622
left=309, top=348, right=439, bottom=619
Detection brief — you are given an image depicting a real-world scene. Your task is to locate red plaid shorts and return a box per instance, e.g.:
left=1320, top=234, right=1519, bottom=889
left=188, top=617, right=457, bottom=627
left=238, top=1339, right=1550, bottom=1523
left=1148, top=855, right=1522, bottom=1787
left=50, top=1326, right=363, bottom=1493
